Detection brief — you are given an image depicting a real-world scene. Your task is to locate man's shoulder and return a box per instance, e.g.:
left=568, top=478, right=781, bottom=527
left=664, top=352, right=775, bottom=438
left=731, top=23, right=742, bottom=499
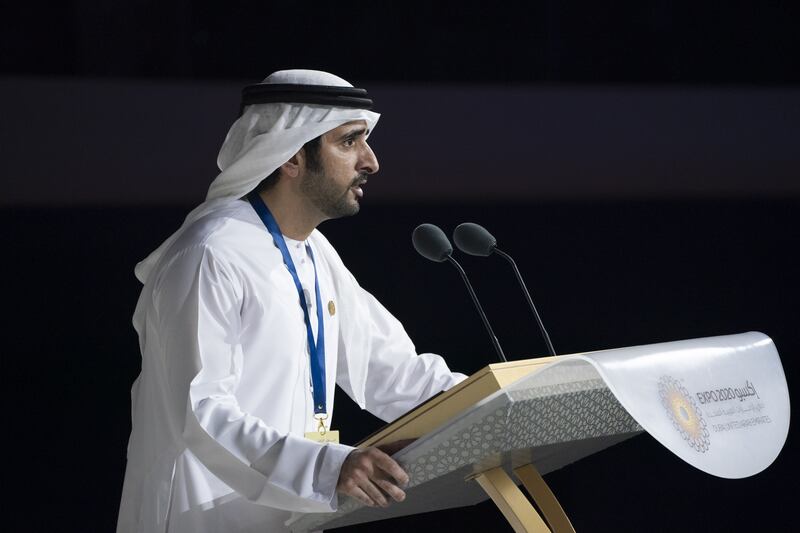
left=149, top=201, right=264, bottom=293
left=164, top=200, right=262, bottom=265
left=181, top=200, right=258, bottom=243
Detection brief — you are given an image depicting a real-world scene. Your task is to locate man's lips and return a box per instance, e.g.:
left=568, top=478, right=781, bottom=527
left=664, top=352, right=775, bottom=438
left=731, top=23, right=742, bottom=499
left=351, top=179, right=367, bottom=198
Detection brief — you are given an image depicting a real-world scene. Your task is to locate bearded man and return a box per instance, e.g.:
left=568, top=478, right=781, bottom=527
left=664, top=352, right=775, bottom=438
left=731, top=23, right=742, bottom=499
left=116, top=69, right=466, bottom=533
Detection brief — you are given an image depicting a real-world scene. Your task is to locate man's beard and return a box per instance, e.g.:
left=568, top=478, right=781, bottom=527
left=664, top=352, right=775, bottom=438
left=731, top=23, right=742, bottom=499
left=300, top=168, right=367, bottom=219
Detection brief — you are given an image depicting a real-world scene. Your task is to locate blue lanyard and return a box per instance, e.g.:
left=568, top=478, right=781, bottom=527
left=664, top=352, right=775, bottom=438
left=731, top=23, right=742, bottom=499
left=248, top=192, right=327, bottom=417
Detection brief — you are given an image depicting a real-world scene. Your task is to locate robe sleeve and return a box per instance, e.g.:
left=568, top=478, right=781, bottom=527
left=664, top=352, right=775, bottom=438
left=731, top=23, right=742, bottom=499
left=153, top=243, right=353, bottom=512
left=338, top=285, right=468, bottom=423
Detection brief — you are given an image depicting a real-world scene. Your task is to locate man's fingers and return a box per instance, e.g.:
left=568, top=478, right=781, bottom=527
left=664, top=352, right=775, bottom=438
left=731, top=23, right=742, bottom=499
left=359, top=479, right=389, bottom=507
left=337, top=446, right=411, bottom=509
left=373, top=451, right=410, bottom=487
left=348, top=486, right=377, bottom=507
left=375, top=477, right=406, bottom=503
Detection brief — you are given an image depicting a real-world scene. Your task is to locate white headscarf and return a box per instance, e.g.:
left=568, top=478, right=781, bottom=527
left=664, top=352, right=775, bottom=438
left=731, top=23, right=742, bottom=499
left=134, top=69, right=380, bottom=284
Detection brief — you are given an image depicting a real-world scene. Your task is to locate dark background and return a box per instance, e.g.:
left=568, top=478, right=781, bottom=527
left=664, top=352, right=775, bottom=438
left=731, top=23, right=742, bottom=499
left=3, top=2, right=798, bottom=532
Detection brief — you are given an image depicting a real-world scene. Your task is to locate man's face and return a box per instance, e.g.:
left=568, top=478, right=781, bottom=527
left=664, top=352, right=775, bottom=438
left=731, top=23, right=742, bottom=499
left=300, top=120, right=379, bottom=220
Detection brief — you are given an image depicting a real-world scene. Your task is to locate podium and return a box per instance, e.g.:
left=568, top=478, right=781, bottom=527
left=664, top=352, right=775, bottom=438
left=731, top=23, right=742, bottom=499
left=288, top=332, right=789, bottom=532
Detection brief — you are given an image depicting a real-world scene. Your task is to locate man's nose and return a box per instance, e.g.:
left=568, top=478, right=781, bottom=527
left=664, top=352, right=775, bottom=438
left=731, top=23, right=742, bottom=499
left=358, top=143, right=379, bottom=175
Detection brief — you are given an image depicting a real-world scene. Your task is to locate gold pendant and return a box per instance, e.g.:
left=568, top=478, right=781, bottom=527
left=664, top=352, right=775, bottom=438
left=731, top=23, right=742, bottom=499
left=328, top=300, right=336, bottom=316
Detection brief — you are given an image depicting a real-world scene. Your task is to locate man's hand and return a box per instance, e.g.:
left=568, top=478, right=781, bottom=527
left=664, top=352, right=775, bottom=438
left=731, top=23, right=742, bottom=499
left=336, top=440, right=414, bottom=508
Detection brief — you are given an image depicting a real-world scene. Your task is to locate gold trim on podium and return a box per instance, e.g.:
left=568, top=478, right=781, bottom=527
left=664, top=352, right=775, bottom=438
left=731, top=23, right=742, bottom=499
left=514, top=464, right=575, bottom=533
left=358, top=356, right=562, bottom=447
left=475, top=467, right=550, bottom=533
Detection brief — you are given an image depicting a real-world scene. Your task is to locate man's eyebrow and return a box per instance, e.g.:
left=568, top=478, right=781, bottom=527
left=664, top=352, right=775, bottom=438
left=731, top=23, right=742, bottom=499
left=339, top=128, right=368, bottom=140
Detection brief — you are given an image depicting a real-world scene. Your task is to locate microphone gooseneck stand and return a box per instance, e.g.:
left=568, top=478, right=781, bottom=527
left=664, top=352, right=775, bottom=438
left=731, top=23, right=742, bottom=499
left=492, top=247, right=556, bottom=357
left=445, top=255, right=507, bottom=363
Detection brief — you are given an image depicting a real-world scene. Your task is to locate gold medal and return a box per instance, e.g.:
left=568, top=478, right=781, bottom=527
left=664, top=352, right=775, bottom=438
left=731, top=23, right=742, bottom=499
left=305, top=415, right=340, bottom=443
left=328, top=300, right=336, bottom=316
left=304, top=430, right=340, bottom=443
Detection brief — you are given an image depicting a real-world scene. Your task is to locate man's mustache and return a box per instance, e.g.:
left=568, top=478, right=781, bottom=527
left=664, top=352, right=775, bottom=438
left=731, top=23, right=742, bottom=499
left=350, top=174, right=369, bottom=187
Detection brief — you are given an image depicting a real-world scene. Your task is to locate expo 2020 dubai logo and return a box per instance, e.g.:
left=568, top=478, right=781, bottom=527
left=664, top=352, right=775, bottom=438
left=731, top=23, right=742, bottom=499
left=658, top=375, right=710, bottom=453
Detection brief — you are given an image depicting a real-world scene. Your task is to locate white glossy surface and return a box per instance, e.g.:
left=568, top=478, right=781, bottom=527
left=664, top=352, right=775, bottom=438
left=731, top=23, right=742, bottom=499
left=509, top=331, right=790, bottom=479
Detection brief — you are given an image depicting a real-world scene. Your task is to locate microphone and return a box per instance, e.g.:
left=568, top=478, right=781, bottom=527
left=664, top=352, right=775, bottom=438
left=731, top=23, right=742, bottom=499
left=412, top=224, right=507, bottom=362
left=453, top=222, right=556, bottom=357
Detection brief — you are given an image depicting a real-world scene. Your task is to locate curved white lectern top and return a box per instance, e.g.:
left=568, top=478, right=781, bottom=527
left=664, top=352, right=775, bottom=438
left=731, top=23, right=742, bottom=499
left=536, top=331, right=789, bottom=479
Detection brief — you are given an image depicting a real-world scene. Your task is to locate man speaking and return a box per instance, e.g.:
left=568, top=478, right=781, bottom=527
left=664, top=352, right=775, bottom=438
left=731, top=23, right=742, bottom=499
left=116, top=69, right=466, bottom=532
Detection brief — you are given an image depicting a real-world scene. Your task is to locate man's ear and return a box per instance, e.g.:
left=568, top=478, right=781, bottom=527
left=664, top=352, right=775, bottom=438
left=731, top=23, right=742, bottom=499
left=279, top=151, right=303, bottom=178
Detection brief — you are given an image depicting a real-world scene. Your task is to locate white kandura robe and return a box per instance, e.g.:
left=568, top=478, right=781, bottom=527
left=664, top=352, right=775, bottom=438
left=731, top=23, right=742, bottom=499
left=117, top=200, right=466, bottom=533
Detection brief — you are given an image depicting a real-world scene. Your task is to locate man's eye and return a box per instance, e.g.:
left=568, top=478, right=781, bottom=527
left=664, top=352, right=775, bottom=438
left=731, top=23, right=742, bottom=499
left=343, top=138, right=356, bottom=147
